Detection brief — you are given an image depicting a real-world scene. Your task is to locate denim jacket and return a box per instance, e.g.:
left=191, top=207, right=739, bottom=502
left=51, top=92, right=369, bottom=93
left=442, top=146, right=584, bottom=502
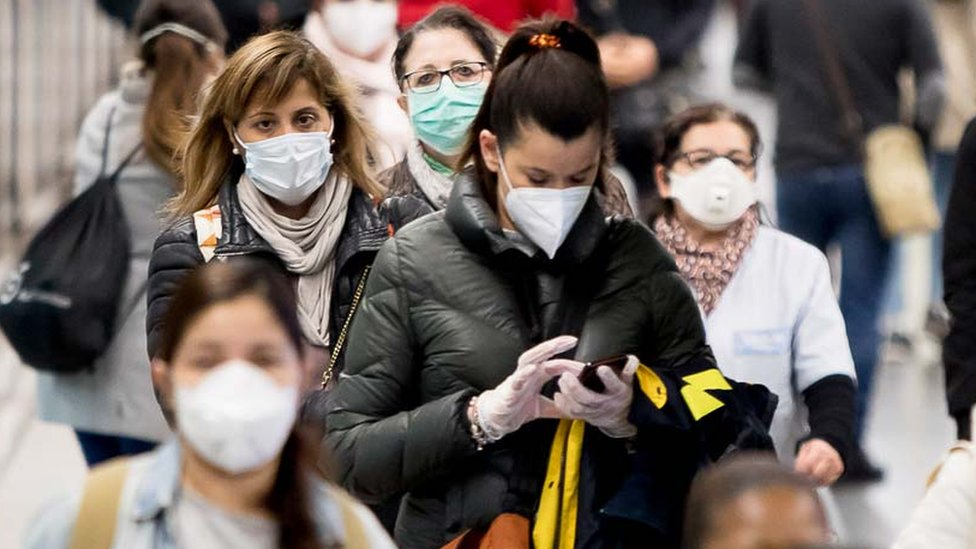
left=24, top=440, right=394, bottom=549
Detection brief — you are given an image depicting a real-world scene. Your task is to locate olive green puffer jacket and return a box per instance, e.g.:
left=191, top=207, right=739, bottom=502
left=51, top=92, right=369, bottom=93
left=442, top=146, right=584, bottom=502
left=325, top=169, right=712, bottom=549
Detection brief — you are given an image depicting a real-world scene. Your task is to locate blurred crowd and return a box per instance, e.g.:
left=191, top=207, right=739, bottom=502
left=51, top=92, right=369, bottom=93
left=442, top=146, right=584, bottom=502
left=4, top=0, right=976, bottom=548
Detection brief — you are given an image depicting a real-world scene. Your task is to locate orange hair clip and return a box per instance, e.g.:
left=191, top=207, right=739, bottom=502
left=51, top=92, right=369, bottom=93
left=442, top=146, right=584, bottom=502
left=529, top=33, right=561, bottom=50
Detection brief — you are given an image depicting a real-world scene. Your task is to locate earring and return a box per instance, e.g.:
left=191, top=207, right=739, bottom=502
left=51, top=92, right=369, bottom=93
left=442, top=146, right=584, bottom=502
left=232, top=147, right=240, bottom=155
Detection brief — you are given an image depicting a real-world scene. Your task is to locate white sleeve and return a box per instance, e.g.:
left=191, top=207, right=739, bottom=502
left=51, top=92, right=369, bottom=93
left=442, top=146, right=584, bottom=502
left=894, top=445, right=976, bottom=548
left=22, top=491, right=80, bottom=549
left=792, top=251, right=856, bottom=392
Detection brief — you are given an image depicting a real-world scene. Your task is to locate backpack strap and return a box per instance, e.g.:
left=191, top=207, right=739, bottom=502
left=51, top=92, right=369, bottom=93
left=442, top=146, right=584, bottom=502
left=330, top=487, right=371, bottom=548
left=96, top=108, right=118, bottom=179
left=68, top=457, right=131, bottom=549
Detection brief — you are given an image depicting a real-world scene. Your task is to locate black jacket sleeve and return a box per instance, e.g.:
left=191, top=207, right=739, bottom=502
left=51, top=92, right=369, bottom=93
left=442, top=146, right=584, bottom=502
left=145, top=218, right=206, bottom=359
left=943, top=118, right=976, bottom=437
left=799, top=374, right=856, bottom=465
left=324, top=237, right=478, bottom=504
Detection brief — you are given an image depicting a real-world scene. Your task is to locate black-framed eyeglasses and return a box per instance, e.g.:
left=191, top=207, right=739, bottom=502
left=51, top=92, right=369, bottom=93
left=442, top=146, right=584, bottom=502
left=674, top=149, right=758, bottom=171
left=400, top=62, right=491, bottom=94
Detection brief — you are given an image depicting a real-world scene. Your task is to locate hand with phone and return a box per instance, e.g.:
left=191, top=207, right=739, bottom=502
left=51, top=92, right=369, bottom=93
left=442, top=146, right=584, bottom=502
left=474, top=335, right=582, bottom=441
left=555, top=354, right=640, bottom=439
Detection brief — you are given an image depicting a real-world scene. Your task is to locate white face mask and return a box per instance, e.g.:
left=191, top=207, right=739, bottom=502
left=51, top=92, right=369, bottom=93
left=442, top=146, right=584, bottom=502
left=236, top=130, right=333, bottom=206
left=175, top=360, right=299, bottom=475
left=497, top=147, right=592, bottom=259
left=668, top=158, right=758, bottom=231
left=324, top=1, right=398, bottom=58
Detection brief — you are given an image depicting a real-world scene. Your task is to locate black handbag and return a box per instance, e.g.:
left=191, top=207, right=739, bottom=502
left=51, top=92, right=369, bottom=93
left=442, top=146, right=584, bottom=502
left=0, top=108, right=142, bottom=372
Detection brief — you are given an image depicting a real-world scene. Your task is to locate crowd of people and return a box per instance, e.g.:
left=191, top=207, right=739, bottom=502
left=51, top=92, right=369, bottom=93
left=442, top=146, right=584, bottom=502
left=10, top=0, right=976, bottom=547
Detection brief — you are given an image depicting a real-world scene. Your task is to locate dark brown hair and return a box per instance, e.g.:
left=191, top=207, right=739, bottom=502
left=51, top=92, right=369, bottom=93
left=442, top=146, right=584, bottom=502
left=134, top=0, right=228, bottom=177
left=458, top=18, right=611, bottom=210
left=157, top=259, right=326, bottom=549
left=656, top=102, right=763, bottom=169
left=392, top=5, right=499, bottom=84
left=683, top=453, right=826, bottom=549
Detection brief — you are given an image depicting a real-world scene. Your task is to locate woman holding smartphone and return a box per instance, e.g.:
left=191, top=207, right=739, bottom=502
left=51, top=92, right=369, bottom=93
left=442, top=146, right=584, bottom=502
left=322, top=19, right=767, bottom=549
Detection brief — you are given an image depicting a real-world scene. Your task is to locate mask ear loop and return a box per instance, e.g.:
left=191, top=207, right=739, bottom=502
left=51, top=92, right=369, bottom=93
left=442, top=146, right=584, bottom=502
left=495, top=144, right=515, bottom=191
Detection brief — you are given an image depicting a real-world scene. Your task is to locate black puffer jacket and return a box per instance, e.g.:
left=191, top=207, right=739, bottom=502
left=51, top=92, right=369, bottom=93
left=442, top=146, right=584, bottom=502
left=325, top=169, right=723, bottom=549
left=146, top=173, right=388, bottom=363
left=380, top=151, right=637, bottom=233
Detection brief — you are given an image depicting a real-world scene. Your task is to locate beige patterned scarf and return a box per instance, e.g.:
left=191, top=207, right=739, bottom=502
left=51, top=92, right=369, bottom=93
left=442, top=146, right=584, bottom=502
left=654, top=208, right=760, bottom=316
left=237, top=173, right=352, bottom=346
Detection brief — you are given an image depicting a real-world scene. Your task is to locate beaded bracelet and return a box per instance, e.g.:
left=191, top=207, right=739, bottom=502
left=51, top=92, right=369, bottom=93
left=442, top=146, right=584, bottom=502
left=467, top=396, right=491, bottom=451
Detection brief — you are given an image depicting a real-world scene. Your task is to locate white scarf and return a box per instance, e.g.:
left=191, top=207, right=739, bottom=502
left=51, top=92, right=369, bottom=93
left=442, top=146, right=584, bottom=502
left=237, top=173, right=352, bottom=347
left=407, top=142, right=455, bottom=209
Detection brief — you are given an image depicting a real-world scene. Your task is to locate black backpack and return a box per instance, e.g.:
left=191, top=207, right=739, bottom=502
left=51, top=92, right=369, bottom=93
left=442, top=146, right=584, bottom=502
left=0, top=108, right=142, bottom=372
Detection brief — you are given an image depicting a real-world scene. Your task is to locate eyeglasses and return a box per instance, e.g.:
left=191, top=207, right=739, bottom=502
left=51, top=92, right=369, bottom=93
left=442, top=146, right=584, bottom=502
left=674, top=149, right=758, bottom=171
left=400, top=62, right=491, bottom=94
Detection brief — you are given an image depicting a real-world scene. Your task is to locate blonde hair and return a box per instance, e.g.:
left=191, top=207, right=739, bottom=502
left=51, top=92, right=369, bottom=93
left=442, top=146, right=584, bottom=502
left=169, top=30, right=381, bottom=218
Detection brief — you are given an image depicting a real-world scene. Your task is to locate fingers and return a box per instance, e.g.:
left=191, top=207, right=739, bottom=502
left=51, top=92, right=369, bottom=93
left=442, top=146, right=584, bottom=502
left=596, top=365, right=631, bottom=395
left=537, top=397, right=567, bottom=420
left=558, top=372, right=605, bottom=408
left=541, top=359, right=584, bottom=377
left=519, top=335, right=578, bottom=367
left=795, top=440, right=844, bottom=486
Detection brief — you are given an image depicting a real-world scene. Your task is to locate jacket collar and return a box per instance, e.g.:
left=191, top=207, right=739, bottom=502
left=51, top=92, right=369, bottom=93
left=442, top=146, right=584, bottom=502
left=131, top=440, right=182, bottom=522
left=445, top=167, right=608, bottom=268
left=213, top=174, right=388, bottom=270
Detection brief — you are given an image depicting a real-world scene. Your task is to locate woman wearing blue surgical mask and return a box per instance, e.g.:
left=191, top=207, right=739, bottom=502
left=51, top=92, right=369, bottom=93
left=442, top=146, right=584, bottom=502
left=652, top=103, right=858, bottom=487
left=382, top=5, right=633, bottom=232
left=304, top=0, right=412, bottom=169
left=147, top=31, right=387, bottom=395
left=321, top=21, right=772, bottom=549
left=27, top=260, right=394, bottom=549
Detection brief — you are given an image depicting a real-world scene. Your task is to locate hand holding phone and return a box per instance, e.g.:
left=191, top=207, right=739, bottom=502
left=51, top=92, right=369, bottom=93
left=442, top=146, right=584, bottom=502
left=577, top=355, right=630, bottom=393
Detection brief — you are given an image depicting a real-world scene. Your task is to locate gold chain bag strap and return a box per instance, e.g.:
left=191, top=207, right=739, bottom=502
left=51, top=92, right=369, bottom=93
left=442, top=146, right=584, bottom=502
left=321, top=265, right=371, bottom=389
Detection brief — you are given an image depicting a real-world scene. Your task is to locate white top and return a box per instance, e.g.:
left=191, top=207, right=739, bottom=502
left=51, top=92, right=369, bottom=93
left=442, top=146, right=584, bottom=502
left=703, top=226, right=856, bottom=461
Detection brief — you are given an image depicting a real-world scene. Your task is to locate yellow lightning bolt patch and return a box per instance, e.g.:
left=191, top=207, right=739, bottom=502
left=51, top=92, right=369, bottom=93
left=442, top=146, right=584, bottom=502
left=680, top=369, right=732, bottom=421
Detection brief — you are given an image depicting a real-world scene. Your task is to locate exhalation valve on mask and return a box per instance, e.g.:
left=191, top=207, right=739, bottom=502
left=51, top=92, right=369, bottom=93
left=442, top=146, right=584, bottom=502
left=668, top=158, right=757, bottom=231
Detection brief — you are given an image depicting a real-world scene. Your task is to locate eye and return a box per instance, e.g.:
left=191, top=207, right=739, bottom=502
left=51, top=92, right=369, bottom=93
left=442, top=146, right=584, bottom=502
left=416, top=72, right=437, bottom=86
left=454, top=65, right=475, bottom=78
left=254, top=119, right=274, bottom=131
left=296, top=113, right=318, bottom=127
left=528, top=176, right=548, bottom=185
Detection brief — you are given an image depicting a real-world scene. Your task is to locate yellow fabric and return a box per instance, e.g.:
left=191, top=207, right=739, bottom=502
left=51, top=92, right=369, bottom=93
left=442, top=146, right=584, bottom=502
left=636, top=365, right=667, bottom=409
left=533, top=419, right=586, bottom=549
left=69, top=457, right=131, bottom=549
left=680, top=368, right=732, bottom=421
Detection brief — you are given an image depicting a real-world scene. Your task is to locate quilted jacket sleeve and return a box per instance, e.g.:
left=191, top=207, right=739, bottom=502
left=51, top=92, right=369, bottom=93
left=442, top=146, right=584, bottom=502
left=146, top=219, right=205, bottom=358
left=324, top=237, right=477, bottom=504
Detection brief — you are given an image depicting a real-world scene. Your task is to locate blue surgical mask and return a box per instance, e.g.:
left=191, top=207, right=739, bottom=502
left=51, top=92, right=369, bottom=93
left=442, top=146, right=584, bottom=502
left=235, top=130, right=334, bottom=206
left=408, top=80, right=486, bottom=156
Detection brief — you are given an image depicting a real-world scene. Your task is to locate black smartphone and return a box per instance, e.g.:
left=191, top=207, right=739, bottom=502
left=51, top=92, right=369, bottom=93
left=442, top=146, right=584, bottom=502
left=577, top=355, right=629, bottom=393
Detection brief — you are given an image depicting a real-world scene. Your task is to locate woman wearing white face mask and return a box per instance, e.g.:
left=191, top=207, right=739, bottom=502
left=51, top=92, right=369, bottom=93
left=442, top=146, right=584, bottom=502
left=26, top=260, right=394, bottom=549
left=322, top=22, right=775, bottom=549
left=303, top=0, right=412, bottom=169
left=381, top=5, right=633, bottom=233
left=652, top=103, right=858, bottom=487
left=147, top=31, right=388, bottom=395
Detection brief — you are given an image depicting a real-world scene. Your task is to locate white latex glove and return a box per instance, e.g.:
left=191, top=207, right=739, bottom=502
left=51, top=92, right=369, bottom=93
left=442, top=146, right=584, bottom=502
left=554, top=355, right=639, bottom=438
left=476, top=336, right=580, bottom=440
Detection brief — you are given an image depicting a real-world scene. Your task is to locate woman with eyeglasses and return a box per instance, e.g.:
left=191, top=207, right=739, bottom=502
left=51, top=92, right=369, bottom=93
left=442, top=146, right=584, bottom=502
left=652, top=103, right=857, bottom=487
left=382, top=5, right=633, bottom=232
